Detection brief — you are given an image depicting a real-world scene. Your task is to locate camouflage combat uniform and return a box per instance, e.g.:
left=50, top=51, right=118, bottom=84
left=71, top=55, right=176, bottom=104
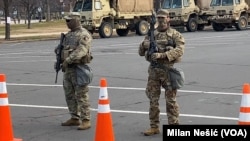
left=57, top=13, right=93, bottom=130
left=138, top=9, right=185, bottom=135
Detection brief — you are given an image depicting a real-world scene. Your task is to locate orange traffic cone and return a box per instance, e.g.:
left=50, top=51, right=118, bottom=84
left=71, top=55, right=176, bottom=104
left=94, top=78, right=115, bottom=141
left=0, top=74, right=22, bottom=141
left=238, top=83, right=250, bottom=125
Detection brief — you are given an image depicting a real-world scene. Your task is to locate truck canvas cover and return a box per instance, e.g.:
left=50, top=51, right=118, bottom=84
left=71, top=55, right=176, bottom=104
left=114, top=0, right=153, bottom=13
left=196, top=0, right=212, bottom=10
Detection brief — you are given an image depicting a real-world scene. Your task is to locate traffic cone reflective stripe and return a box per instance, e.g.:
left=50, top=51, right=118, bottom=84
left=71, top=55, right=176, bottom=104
left=99, top=79, right=108, bottom=99
left=98, top=99, right=111, bottom=113
left=0, top=79, right=8, bottom=105
left=94, top=78, right=115, bottom=141
left=0, top=74, right=22, bottom=141
left=0, top=93, right=8, bottom=106
left=0, top=77, right=7, bottom=92
left=238, top=83, right=250, bottom=125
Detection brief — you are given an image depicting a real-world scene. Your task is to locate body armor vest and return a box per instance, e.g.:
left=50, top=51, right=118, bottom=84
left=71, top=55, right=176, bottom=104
left=61, top=29, right=92, bottom=64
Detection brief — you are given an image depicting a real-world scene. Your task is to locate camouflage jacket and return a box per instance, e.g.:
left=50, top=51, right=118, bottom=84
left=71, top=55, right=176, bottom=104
left=62, top=27, right=93, bottom=64
left=138, top=27, right=185, bottom=65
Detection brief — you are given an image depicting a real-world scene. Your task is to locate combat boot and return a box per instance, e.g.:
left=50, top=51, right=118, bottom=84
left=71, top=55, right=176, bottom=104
left=61, top=118, right=80, bottom=126
left=143, top=128, right=160, bottom=136
left=77, top=120, right=91, bottom=130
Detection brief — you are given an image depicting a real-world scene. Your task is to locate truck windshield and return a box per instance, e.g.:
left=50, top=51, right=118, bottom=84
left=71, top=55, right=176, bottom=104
left=211, top=0, right=234, bottom=6
left=162, top=0, right=182, bottom=9
left=73, top=1, right=83, bottom=12
left=222, top=0, right=233, bottom=6
left=73, top=0, right=92, bottom=12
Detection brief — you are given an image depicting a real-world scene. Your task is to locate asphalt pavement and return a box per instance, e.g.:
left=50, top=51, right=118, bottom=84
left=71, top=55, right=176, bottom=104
left=1, top=27, right=250, bottom=141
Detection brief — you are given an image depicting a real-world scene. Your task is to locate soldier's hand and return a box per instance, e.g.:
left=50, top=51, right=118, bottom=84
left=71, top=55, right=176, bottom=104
left=142, top=41, right=150, bottom=50
left=151, top=53, right=162, bottom=61
left=166, top=46, right=174, bottom=51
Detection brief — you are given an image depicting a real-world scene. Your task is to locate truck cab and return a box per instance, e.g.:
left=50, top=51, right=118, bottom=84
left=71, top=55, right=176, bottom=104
left=73, top=0, right=115, bottom=37
left=209, top=0, right=249, bottom=31
left=161, top=0, right=214, bottom=32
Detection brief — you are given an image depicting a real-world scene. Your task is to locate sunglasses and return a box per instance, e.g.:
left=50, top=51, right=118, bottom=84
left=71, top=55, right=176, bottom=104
left=66, top=19, right=71, bottom=22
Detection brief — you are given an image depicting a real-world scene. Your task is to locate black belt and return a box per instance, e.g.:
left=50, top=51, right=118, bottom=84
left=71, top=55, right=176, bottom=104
left=68, top=63, right=86, bottom=68
left=150, top=62, right=173, bottom=70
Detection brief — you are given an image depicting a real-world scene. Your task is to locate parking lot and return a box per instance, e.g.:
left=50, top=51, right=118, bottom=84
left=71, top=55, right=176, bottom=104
left=1, top=29, right=250, bottom=140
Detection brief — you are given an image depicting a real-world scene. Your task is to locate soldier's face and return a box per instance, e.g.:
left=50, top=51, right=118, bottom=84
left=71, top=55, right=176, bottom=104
left=66, top=19, right=80, bottom=30
left=157, top=16, right=170, bottom=30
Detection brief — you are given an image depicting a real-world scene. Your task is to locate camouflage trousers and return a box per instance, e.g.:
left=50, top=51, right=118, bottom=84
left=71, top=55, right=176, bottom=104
left=146, top=67, right=179, bottom=128
left=63, top=68, right=91, bottom=121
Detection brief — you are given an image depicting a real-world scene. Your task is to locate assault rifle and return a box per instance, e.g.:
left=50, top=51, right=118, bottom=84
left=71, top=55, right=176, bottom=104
left=147, top=11, right=158, bottom=67
left=55, top=33, right=65, bottom=83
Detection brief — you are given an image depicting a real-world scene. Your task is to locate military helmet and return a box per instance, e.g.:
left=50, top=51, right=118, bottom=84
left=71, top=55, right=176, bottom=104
left=64, top=12, right=81, bottom=20
left=156, top=9, right=169, bottom=18
left=64, top=12, right=81, bottom=30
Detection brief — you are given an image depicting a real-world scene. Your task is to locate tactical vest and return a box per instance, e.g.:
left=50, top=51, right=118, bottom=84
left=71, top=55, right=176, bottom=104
left=147, top=28, right=181, bottom=64
left=61, top=29, right=92, bottom=64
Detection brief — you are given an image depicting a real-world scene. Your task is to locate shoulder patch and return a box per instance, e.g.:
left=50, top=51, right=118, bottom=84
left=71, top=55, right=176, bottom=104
left=80, top=34, right=92, bottom=45
left=83, top=36, right=90, bottom=41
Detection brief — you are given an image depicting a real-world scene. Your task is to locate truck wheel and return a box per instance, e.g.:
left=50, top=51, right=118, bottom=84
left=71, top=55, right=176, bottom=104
left=136, top=20, right=149, bottom=36
left=236, top=16, right=248, bottom=30
left=116, top=29, right=129, bottom=36
left=174, top=26, right=185, bottom=33
left=186, top=18, right=197, bottom=32
left=99, top=22, right=113, bottom=38
left=197, top=24, right=205, bottom=31
left=212, top=23, right=225, bottom=31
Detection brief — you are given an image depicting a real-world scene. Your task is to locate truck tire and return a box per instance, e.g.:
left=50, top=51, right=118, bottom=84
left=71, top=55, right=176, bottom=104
left=116, top=29, right=129, bottom=36
left=235, top=16, right=248, bottom=30
left=99, top=22, right=113, bottom=38
left=212, top=23, right=225, bottom=31
left=186, top=18, right=197, bottom=32
left=136, top=20, right=149, bottom=36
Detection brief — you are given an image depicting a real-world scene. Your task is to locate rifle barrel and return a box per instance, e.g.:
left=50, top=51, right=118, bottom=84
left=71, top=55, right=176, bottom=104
left=55, top=72, right=58, bottom=83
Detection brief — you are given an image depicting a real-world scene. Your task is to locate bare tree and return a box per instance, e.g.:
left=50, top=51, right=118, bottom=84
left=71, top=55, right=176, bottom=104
left=2, top=0, right=77, bottom=30
left=45, top=0, right=50, bottom=21
left=154, top=0, right=162, bottom=11
left=3, top=0, right=12, bottom=40
left=0, top=1, right=4, bottom=11
left=17, top=0, right=38, bottom=29
left=0, top=1, right=4, bottom=24
left=68, top=0, right=77, bottom=12
left=38, top=0, right=50, bottom=21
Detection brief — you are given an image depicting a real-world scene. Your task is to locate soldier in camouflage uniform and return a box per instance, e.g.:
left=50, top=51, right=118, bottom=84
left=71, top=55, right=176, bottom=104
left=138, top=9, right=185, bottom=136
left=55, top=13, right=93, bottom=130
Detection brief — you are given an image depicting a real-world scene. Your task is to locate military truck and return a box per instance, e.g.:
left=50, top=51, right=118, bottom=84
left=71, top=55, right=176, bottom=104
left=209, top=0, right=250, bottom=31
left=161, top=0, right=214, bottom=32
left=72, top=0, right=154, bottom=38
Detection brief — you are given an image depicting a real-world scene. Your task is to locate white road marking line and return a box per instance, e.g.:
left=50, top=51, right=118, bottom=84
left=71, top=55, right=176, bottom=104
left=7, top=83, right=242, bottom=96
left=9, top=103, right=238, bottom=121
